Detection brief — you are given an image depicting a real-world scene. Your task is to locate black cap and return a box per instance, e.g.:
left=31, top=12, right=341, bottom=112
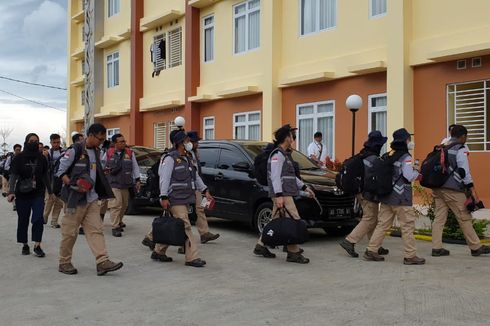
left=172, top=131, right=188, bottom=145
left=364, top=130, right=388, bottom=148
left=187, top=131, right=201, bottom=142
left=392, top=128, right=413, bottom=142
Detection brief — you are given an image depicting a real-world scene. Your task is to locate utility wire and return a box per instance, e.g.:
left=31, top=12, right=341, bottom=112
left=0, top=75, right=67, bottom=91
left=0, top=88, right=65, bottom=112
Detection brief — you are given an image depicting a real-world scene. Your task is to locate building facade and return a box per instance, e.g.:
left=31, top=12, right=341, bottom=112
left=68, top=0, right=490, bottom=202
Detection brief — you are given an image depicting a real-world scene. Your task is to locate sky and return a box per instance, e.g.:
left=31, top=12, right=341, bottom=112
left=0, top=0, right=68, bottom=151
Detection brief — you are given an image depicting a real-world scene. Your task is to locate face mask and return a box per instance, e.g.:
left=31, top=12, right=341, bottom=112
left=184, top=142, right=193, bottom=152
left=407, top=141, right=415, bottom=151
left=25, top=142, right=39, bottom=152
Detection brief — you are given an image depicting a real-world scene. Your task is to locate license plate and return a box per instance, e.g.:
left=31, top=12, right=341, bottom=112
left=329, top=208, right=351, bottom=217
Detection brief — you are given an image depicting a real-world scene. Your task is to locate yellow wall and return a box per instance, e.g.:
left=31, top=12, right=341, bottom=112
left=144, top=0, right=185, bottom=17
left=103, top=0, right=131, bottom=36
left=101, top=41, right=131, bottom=113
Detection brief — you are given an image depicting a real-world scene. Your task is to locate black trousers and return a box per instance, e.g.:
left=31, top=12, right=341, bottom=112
left=16, top=195, right=45, bottom=244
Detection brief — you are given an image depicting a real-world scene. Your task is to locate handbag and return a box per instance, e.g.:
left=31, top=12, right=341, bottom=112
left=152, top=209, right=187, bottom=246
left=17, top=159, right=38, bottom=194
left=261, top=208, right=309, bottom=247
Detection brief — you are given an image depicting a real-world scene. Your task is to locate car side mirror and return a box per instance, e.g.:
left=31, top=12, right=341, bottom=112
left=232, top=162, right=251, bottom=172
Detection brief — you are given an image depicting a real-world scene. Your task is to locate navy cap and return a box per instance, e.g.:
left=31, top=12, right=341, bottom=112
left=364, top=130, right=388, bottom=148
left=392, top=128, right=413, bottom=142
left=172, top=131, right=188, bottom=145
left=187, top=131, right=201, bottom=142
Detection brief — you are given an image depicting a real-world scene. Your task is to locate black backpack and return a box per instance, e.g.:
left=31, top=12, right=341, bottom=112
left=152, top=210, right=187, bottom=246
left=363, top=151, right=406, bottom=197
left=254, top=143, right=277, bottom=186
left=261, top=208, right=309, bottom=246
left=146, top=150, right=169, bottom=200
left=335, top=153, right=367, bottom=194
left=420, top=143, right=461, bottom=189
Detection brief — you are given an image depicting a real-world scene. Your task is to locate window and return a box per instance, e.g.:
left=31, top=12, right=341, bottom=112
left=296, top=101, right=335, bottom=159
left=218, top=148, right=248, bottom=170
left=153, top=121, right=178, bottom=150
left=81, top=90, right=85, bottom=105
left=106, top=52, right=119, bottom=88
left=203, top=15, right=214, bottom=62
left=152, top=33, right=166, bottom=72
left=300, top=0, right=336, bottom=36
left=368, top=94, right=388, bottom=152
left=233, top=111, right=261, bottom=140
left=448, top=80, right=490, bottom=151
left=108, top=0, right=120, bottom=18
left=203, top=117, right=215, bottom=140
left=233, top=0, right=260, bottom=54
left=199, top=147, right=220, bottom=168
left=106, top=128, right=120, bottom=140
left=168, top=27, right=182, bottom=68
left=369, top=0, right=387, bottom=19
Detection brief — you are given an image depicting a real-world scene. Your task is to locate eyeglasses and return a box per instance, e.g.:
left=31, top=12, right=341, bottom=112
left=95, top=135, right=106, bottom=142
left=117, top=140, right=126, bottom=144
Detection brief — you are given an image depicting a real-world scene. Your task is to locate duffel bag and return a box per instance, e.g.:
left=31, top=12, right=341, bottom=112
left=261, top=208, right=309, bottom=247
left=152, top=209, right=187, bottom=246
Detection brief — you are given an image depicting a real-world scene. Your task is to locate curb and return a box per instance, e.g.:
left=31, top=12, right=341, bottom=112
left=386, top=231, right=490, bottom=244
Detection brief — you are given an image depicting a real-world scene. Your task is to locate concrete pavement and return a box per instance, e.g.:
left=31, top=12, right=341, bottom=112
left=1, top=199, right=489, bottom=326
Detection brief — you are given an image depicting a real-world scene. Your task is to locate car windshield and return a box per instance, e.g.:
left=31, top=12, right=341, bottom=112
left=243, top=144, right=319, bottom=170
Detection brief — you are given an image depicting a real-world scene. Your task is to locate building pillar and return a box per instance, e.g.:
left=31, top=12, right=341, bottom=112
left=130, top=0, right=144, bottom=145
left=184, top=4, right=201, bottom=133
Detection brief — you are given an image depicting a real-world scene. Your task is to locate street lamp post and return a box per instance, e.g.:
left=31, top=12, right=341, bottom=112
left=345, top=94, right=363, bottom=157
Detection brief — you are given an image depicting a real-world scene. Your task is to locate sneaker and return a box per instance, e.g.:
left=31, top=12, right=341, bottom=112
left=96, top=260, right=123, bottom=276
left=378, top=247, right=390, bottom=255
left=185, top=258, right=206, bottom=267
left=178, top=247, right=185, bottom=255
left=33, top=245, right=45, bottom=258
left=51, top=223, right=61, bottom=229
left=116, top=227, right=125, bottom=232
left=339, top=239, right=359, bottom=258
left=151, top=252, right=173, bottom=262
left=363, top=250, right=385, bottom=262
left=59, top=263, right=78, bottom=275
left=432, top=248, right=450, bottom=257
left=471, top=245, right=490, bottom=257
left=119, top=222, right=126, bottom=228
left=200, top=232, right=220, bottom=244
left=286, top=252, right=310, bottom=264
left=21, top=244, right=30, bottom=256
left=403, top=256, right=426, bottom=265
left=79, top=227, right=84, bottom=235
left=253, top=244, right=276, bottom=258
left=142, top=237, right=155, bottom=250
left=112, top=229, right=122, bottom=237
left=282, top=246, right=304, bottom=254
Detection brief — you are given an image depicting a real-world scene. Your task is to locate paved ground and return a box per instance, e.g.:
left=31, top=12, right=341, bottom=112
left=1, top=199, right=489, bottom=326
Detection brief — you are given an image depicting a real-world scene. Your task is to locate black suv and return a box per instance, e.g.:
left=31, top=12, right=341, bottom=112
left=198, top=141, right=360, bottom=233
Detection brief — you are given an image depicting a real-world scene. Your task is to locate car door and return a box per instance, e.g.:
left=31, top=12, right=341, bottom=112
left=197, top=145, right=220, bottom=197
left=214, top=144, right=256, bottom=221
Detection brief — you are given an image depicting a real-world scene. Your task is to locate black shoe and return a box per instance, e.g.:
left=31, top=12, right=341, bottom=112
left=286, top=252, right=310, bottom=264
left=282, top=246, right=304, bottom=254
left=178, top=247, right=185, bottom=255
left=79, top=227, right=84, bottom=235
left=151, top=252, right=173, bottom=262
left=185, top=258, right=206, bottom=267
left=378, top=247, right=389, bottom=255
left=142, top=237, right=155, bottom=250
left=119, top=222, right=126, bottom=228
left=471, top=245, right=490, bottom=257
left=339, top=239, right=359, bottom=258
left=114, top=227, right=124, bottom=232
left=112, top=229, right=122, bottom=237
left=254, top=244, right=276, bottom=258
left=21, top=244, right=30, bottom=256
left=33, top=245, right=45, bottom=258
left=432, top=248, right=450, bottom=257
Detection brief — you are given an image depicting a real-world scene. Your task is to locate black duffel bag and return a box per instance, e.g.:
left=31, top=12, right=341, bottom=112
left=152, top=209, right=187, bottom=246
left=261, top=208, right=309, bottom=247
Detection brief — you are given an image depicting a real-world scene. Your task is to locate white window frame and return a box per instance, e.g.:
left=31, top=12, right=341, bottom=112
left=299, top=0, right=337, bottom=37
left=296, top=100, right=336, bottom=159
left=106, top=51, right=119, bottom=88
left=233, top=111, right=261, bottom=140
left=203, top=14, right=215, bottom=63
left=203, top=117, right=216, bottom=140
left=369, top=0, right=387, bottom=19
left=233, top=0, right=261, bottom=55
left=368, top=93, right=387, bottom=133
left=106, top=128, right=121, bottom=141
left=108, top=0, right=120, bottom=18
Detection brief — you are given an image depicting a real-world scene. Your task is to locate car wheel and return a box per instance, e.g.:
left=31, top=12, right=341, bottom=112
left=323, top=226, right=355, bottom=237
left=253, top=202, right=273, bottom=234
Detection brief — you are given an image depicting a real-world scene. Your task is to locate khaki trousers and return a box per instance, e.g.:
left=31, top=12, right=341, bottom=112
left=59, top=201, right=109, bottom=264
left=195, top=191, right=210, bottom=236
left=432, top=189, right=481, bottom=251
left=258, top=196, right=301, bottom=253
left=155, top=205, right=199, bottom=262
left=99, top=199, right=108, bottom=217
left=367, top=204, right=417, bottom=259
left=43, top=192, right=64, bottom=225
left=2, top=176, right=9, bottom=193
left=108, top=188, right=129, bottom=229
left=346, top=195, right=379, bottom=244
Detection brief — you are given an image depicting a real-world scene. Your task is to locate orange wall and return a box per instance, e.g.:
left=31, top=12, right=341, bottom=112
left=98, top=116, right=131, bottom=141
left=141, top=107, right=185, bottom=147
left=282, top=72, right=387, bottom=161
left=413, top=56, right=490, bottom=204
left=199, top=94, right=263, bottom=140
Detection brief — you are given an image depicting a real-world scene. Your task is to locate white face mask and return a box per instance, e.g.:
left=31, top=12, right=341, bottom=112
left=407, top=141, right=415, bottom=151
left=184, top=142, right=193, bottom=152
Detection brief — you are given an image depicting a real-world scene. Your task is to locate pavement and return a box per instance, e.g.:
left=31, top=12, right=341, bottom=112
left=1, top=199, right=490, bottom=326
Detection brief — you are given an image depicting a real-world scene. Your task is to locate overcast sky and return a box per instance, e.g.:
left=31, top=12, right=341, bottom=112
left=0, top=0, right=68, bottom=150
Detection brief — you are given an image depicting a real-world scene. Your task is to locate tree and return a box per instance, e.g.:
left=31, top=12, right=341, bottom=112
left=0, top=127, right=14, bottom=154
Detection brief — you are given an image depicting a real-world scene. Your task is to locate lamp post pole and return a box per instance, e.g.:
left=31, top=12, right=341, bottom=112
left=351, top=110, right=356, bottom=157
left=345, top=95, right=363, bottom=157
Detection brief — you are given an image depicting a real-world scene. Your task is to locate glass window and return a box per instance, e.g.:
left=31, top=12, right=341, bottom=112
left=234, top=0, right=260, bottom=54
left=203, top=15, right=215, bottom=62
left=199, top=147, right=220, bottom=168
left=368, top=94, right=388, bottom=152
left=370, top=0, right=387, bottom=19
left=107, top=52, right=119, bottom=88
left=297, top=101, right=335, bottom=159
left=108, top=0, right=120, bottom=18
left=203, top=117, right=215, bottom=140
left=300, top=0, right=336, bottom=36
left=233, top=112, right=261, bottom=140
left=218, top=148, right=247, bottom=170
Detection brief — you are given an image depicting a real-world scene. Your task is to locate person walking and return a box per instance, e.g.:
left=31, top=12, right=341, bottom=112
left=2, top=144, right=22, bottom=200
left=7, top=133, right=51, bottom=257
left=364, top=128, right=426, bottom=265
left=339, top=131, right=389, bottom=258
left=43, top=133, right=65, bottom=228
left=253, top=124, right=315, bottom=264
left=56, top=123, right=123, bottom=276
left=307, top=132, right=327, bottom=167
left=431, top=125, right=490, bottom=257
left=103, top=133, right=141, bottom=237
left=152, top=131, right=211, bottom=267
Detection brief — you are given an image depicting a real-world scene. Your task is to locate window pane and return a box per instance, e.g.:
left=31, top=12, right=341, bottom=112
left=235, top=126, right=246, bottom=139
left=298, top=118, right=314, bottom=154
left=204, top=118, right=214, bottom=126
left=235, top=3, right=246, bottom=15
left=372, top=96, right=387, bottom=107
left=114, top=58, right=119, bottom=86
left=205, top=27, right=214, bottom=62
left=235, top=16, right=246, bottom=53
left=204, top=129, right=214, bottom=140
left=249, top=0, right=260, bottom=10
left=107, top=62, right=113, bottom=87
left=319, top=0, right=336, bottom=30
left=372, top=0, right=387, bottom=17
left=299, top=105, right=314, bottom=115
left=218, top=149, right=247, bottom=170
left=248, top=113, right=260, bottom=121
left=199, top=147, right=220, bottom=168
left=235, top=114, right=246, bottom=123
left=318, top=116, right=334, bottom=158
left=204, top=16, right=214, bottom=25
left=248, top=124, right=260, bottom=140
left=317, top=103, right=333, bottom=114
left=248, top=10, right=260, bottom=50
left=301, top=0, right=316, bottom=35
